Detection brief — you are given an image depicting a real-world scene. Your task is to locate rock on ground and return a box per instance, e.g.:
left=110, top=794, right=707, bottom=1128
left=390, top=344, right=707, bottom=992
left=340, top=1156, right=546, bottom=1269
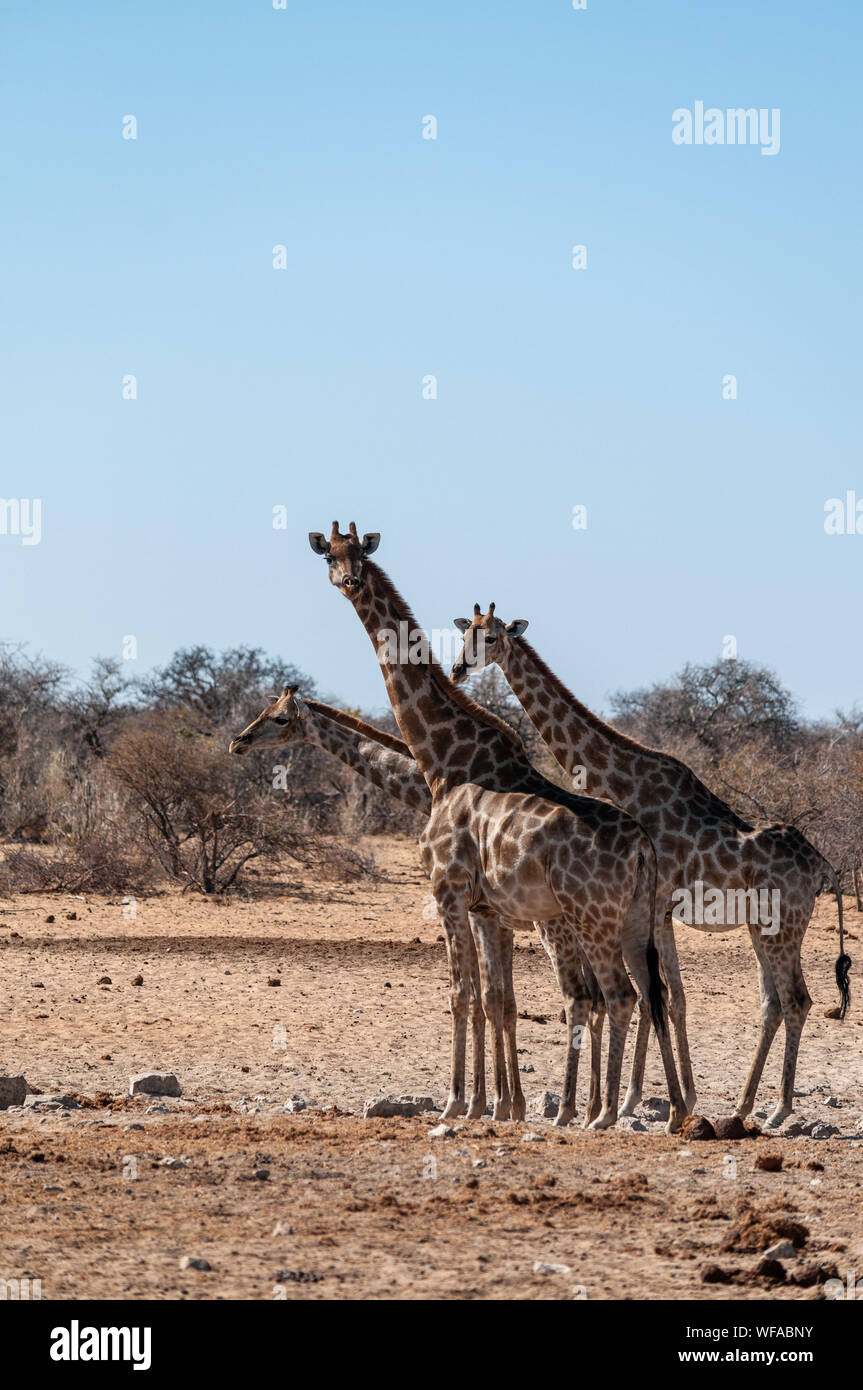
left=0, top=1076, right=28, bottom=1109
left=129, top=1072, right=182, bottom=1098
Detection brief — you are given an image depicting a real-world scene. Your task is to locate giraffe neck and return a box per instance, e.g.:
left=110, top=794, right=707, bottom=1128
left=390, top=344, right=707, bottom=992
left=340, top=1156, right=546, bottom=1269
left=301, top=700, right=431, bottom=814
left=498, top=637, right=751, bottom=831
left=497, top=638, right=659, bottom=808
left=350, top=561, right=528, bottom=795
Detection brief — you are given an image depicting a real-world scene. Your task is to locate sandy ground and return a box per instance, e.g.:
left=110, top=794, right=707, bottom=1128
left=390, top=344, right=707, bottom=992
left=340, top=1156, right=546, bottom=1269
left=1, top=836, right=861, bottom=1301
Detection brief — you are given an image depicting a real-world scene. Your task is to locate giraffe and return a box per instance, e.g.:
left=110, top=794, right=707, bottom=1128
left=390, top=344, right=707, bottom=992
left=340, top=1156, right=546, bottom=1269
left=308, top=523, right=687, bottom=1132
left=450, top=605, right=851, bottom=1127
left=229, top=687, right=526, bottom=1120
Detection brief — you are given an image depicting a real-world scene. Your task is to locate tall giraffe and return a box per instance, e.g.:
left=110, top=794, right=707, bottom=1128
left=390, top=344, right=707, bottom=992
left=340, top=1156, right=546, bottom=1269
left=308, top=523, right=687, bottom=1132
left=450, top=605, right=851, bottom=1126
left=229, top=687, right=525, bottom=1120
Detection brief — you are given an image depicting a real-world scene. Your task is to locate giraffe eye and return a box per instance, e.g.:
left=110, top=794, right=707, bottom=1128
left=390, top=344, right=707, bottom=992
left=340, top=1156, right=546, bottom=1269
left=484, top=635, right=496, bottom=644
left=272, top=716, right=289, bottom=725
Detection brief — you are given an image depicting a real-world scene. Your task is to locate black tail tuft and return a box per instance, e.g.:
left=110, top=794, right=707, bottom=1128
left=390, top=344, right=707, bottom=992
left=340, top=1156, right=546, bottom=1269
left=835, top=953, right=852, bottom=1020
left=647, top=940, right=666, bottom=1035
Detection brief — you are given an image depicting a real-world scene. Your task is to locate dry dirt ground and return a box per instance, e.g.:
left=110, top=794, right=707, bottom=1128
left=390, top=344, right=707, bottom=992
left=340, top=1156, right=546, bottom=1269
left=1, top=836, right=861, bottom=1301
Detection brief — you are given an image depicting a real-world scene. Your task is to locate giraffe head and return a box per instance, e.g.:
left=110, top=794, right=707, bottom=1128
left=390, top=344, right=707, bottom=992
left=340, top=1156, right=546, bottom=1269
left=308, top=520, right=380, bottom=598
left=450, top=604, right=528, bottom=684
left=229, top=687, right=305, bottom=755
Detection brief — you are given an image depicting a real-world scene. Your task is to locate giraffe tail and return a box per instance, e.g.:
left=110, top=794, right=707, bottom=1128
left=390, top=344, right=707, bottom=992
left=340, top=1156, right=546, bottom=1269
left=827, top=863, right=851, bottom=1019
left=639, top=838, right=667, bottom=1036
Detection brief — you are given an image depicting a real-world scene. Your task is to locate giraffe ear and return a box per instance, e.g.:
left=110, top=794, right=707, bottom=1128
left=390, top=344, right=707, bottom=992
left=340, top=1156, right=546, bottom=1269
left=453, top=618, right=471, bottom=633
left=505, top=619, right=529, bottom=637
left=361, top=532, right=380, bottom=555
left=309, top=532, right=330, bottom=555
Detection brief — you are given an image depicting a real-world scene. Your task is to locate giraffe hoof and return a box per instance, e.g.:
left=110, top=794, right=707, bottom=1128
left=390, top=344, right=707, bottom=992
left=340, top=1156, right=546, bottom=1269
left=666, top=1111, right=686, bottom=1135
left=553, top=1109, right=574, bottom=1128
left=441, top=1100, right=467, bottom=1120
left=766, top=1108, right=792, bottom=1129
left=588, top=1111, right=617, bottom=1131
left=466, top=1101, right=486, bottom=1120
left=510, top=1100, right=526, bottom=1122
left=492, top=1102, right=511, bottom=1121
left=619, top=1097, right=640, bottom=1118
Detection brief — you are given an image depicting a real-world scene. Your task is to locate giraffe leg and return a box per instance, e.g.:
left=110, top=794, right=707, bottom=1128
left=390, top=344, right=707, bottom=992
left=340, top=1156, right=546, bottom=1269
left=470, top=916, right=510, bottom=1120
left=466, top=926, right=488, bottom=1120
left=766, top=944, right=811, bottom=1128
left=535, top=920, right=591, bottom=1126
left=502, top=930, right=526, bottom=1121
left=623, top=945, right=687, bottom=1134
left=656, top=917, right=696, bottom=1113
left=585, top=956, right=637, bottom=1130
left=620, top=1001, right=650, bottom=1116
left=437, top=895, right=473, bottom=1120
left=585, top=997, right=604, bottom=1126
left=734, top=927, right=784, bottom=1120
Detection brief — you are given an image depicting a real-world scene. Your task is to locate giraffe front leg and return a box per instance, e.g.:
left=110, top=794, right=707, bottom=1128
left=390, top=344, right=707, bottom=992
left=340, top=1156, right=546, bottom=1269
left=584, top=998, right=604, bottom=1127
left=502, top=931, right=525, bottom=1121
left=437, top=894, right=473, bottom=1120
left=658, top=916, right=696, bottom=1113
left=470, top=915, right=510, bottom=1120
left=466, top=932, right=487, bottom=1120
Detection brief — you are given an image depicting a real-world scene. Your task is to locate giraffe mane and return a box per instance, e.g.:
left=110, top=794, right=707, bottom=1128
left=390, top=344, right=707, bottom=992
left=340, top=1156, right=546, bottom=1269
left=304, top=698, right=411, bottom=756
left=364, top=561, right=524, bottom=750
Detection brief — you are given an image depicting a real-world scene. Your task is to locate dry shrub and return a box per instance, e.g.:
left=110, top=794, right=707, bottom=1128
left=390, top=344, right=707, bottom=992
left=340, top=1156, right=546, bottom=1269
left=0, top=830, right=156, bottom=895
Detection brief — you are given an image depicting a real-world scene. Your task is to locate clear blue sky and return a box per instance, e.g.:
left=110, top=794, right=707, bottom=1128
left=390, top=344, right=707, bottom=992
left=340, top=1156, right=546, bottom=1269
left=2, top=1, right=860, bottom=720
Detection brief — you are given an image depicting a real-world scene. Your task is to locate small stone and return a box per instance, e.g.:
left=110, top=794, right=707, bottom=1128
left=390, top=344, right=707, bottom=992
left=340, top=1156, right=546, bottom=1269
left=98, top=976, right=112, bottom=986
left=179, top=1256, right=210, bottom=1271
left=272, top=1221, right=294, bottom=1237
left=825, top=1096, right=841, bottom=1108
left=641, top=1096, right=670, bottom=1121
left=362, top=1095, right=435, bottom=1119
left=701, top=1263, right=735, bottom=1284
left=519, top=1064, right=535, bottom=1074
left=131, top=974, right=144, bottom=986
left=284, top=1096, right=308, bottom=1112
left=253, top=1168, right=270, bottom=1181
left=45, top=915, right=55, bottom=924
left=533, top=1260, right=571, bottom=1276
left=157, top=1156, right=190, bottom=1169
left=536, top=1091, right=561, bottom=1119
left=24, top=1094, right=80, bottom=1111
left=145, top=1105, right=170, bottom=1115
left=754, top=1257, right=786, bottom=1283
left=713, top=1115, right=748, bottom=1141
left=267, top=977, right=281, bottom=987
left=0, top=1076, right=28, bottom=1110
left=130, top=1072, right=181, bottom=1098
left=810, top=1123, right=839, bottom=1139
left=763, top=1240, right=797, bottom=1261
left=754, top=1153, right=783, bottom=1172
left=617, top=1117, right=647, bottom=1132
left=66, top=912, right=77, bottom=921
left=521, top=1132, right=545, bottom=1143
left=428, top=1123, right=454, bottom=1139
left=781, top=1118, right=813, bottom=1138
left=472, top=1159, right=486, bottom=1169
